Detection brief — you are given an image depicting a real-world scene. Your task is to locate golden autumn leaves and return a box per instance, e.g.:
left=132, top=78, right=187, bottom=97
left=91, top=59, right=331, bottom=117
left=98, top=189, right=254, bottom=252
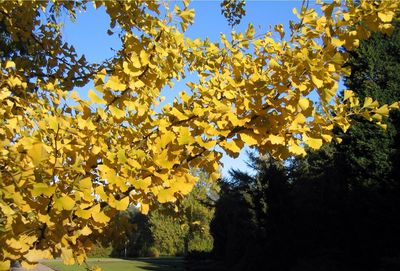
left=0, top=0, right=399, bottom=269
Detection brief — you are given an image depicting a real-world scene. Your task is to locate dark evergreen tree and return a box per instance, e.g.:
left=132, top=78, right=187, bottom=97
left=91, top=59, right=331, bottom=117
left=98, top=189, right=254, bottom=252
left=288, top=20, right=400, bottom=270
left=211, top=153, right=293, bottom=271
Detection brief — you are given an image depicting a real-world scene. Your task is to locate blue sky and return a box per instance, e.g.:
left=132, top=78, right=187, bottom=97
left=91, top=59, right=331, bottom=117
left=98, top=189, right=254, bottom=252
left=62, top=1, right=313, bottom=178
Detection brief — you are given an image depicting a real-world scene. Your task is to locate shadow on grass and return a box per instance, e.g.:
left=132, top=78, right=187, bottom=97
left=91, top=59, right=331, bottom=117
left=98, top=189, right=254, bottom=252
left=124, top=257, right=185, bottom=271
left=43, top=257, right=186, bottom=271
left=132, top=257, right=228, bottom=271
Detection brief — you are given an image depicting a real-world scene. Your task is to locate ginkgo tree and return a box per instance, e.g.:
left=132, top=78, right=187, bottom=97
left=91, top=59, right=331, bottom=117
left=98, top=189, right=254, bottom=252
left=0, top=0, right=399, bottom=270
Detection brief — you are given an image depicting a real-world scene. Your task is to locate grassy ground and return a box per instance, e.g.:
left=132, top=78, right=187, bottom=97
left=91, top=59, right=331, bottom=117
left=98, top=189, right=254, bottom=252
left=43, top=258, right=185, bottom=271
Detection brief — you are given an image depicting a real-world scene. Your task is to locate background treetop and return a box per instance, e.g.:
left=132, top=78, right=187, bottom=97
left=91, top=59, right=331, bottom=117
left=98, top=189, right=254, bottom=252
left=0, top=0, right=399, bottom=269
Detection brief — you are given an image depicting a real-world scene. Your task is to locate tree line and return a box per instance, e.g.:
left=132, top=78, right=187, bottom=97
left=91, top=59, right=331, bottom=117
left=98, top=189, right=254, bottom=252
left=87, top=170, right=217, bottom=258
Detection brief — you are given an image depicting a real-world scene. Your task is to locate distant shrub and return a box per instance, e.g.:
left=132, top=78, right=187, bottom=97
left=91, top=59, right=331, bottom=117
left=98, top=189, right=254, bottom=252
left=150, top=212, right=185, bottom=255
left=87, top=242, right=112, bottom=258
left=146, top=246, right=160, bottom=258
left=189, top=233, right=213, bottom=253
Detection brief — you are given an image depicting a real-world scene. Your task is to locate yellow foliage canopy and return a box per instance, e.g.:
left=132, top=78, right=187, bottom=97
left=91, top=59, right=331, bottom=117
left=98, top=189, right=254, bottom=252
left=0, top=0, right=399, bottom=269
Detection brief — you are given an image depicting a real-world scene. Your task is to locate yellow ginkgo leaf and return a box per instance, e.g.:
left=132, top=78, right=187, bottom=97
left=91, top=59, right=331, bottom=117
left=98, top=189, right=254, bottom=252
left=0, top=260, right=10, bottom=271
left=269, top=58, right=280, bottom=69
left=127, top=158, right=141, bottom=169
left=140, top=203, right=150, bottom=215
left=38, top=213, right=55, bottom=227
left=374, top=105, right=389, bottom=116
left=92, top=211, right=110, bottom=223
left=240, top=133, right=258, bottom=146
left=54, top=195, right=75, bottom=211
left=170, top=107, right=187, bottom=121
left=311, top=75, right=324, bottom=88
left=88, top=89, right=106, bottom=104
left=109, top=105, right=125, bottom=119
left=321, top=87, right=337, bottom=103
left=331, top=38, right=345, bottom=47
left=343, top=90, right=354, bottom=101
left=305, top=137, right=323, bottom=150
left=389, top=102, right=400, bottom=109
left=0, top=89, right=11, bottom=100
left=77, top=204, right=100, bottom=219
left=266, top=134, right=285, bottom=145
left=140, top=50, right=149, bottom=66
left=321, top=133, right=333, bottom=143
left=154, top=149, right=176, bottom=169
left=335, top=137, right=343, bottom=144
left=105, top=76, right=126, bottom=91
left=289, top=143, right=306, bottom=156
left=129, top=52, right=142, bottom=69
left=78, top=177, right=92, bottom=190
left=378, top=11, right=394, bottom=22
left=5, top=60, right=15, bottom=69
left=298, top=98, right=310, bottom=111
left=219, top=140, right=241, bottom=156
left=76, top=208, right=91, bottom=219
left=113, top=196, right=130, bottom=211
left=32, top=183, right=55, bottom=197
left=6, top=238, right=29, bottom=251
left=170, top=174, right=196, bottom=195
left=130, top=80, right=145, bottom=89
left=157, top=189, right=176, bottom=203
left=24, top=249, right=52, bottom=263
left=27, top=142, right=49, bottom=166
left=376, top=122, right=387, bottom=130
left=363, top=97, right=379, bottom=108
left=46, top=116, right=59, bottom=131
left=61, top=247, right=75, bottom=265
left=177, top=127, right=195, bottom=145
left=135, top=177, right=152, bottom=190
left=80, top=225, right=92, bottom=236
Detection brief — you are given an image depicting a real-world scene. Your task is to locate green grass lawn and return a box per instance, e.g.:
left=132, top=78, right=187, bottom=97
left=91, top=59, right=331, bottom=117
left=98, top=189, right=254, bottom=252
left=43, top=258, right=185, bottom=271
